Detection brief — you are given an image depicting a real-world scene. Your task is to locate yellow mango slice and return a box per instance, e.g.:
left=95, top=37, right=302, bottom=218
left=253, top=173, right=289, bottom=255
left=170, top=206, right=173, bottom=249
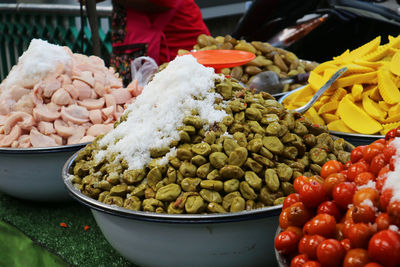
left=312, top=61, right=338, bottom=74
left=308, top=71, right=326, bottom=92
left=343, top=64, right=375, bottom=75
left=291, top=85, right=314, bottom=103
left=390, top=52, right=400, bottom=76
left=362, top=93, right=387, bottom=122
left=313, top=100, right=325, bottom=111
left=378, top=69, right=400, bottom=104
left=353, top=59, right=386, bottom=70
left=318, top=101, right=339, bottom=114
left=333, top=49, right=350, bottom=62
left=389, top=34, right=400, bottom=48
left=327, top=120, right=355, bottom=133
left=378, top=101, right=392, bottom=111
left=305, top=107, right=325, bottom=126
left=330, top=87, right=348, bottom=102
left=337, top=97, right=382, bottom=134
left=388, top=103, right=400, bottom=118
left=381, top=121, right=400, bottom=135
left=362, top=43, right=390, bottom=62
left=334, top=72, right=377, bottom=88
left=344, top=93, right=355, bottom=102
left=351, top=84, right=363, bottom=101
left=335, top=36, right=381, bottom=64
left=322, top=113, right=340, bottom=124
left=368, top=86, right=383, bottom=102
left=322, top=68, right=338, bottom=81
left=384, top=113, right=400, bottom=123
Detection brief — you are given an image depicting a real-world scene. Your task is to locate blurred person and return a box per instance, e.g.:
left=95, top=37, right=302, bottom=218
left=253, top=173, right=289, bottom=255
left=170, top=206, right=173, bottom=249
left=107, top=0, right=210, bottom=85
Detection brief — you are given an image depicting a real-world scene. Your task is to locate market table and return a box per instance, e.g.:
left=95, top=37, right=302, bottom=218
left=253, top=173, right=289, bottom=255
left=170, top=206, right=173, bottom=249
left=0, top=192, right=135, bottom=267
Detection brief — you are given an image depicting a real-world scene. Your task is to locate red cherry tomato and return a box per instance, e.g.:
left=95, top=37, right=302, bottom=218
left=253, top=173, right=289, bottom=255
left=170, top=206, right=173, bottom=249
left=299, top=181, right=326, bottom=208
left=279, top=207, right=290, bottom=230
left=369, top=154, right=387, bottom=176
left=332, top=182, right=357, bottom=209
left=375, top=174, right=387, bottom=192
left=352, top=204, right=376, bottom=224
left=287, top=202, right=312, bottom=228
left=274, top=229, right=301, bottom=255
left=377, top=164, right=390, bottom=178
left=321, top=160, right=344, bottom=179
left=302, top=261, right=322, bottom=267
left=385, top=129, right=396, bottom=141
left=347, top=162, right=369, bottom=182
left=351, top=146, right=366, bottom=163
left=368, top=230, right=400, bottom=267
left=303, top=214, right=336, bottom=238
left=341, top=238, right=352, bottom=251
left=383, top=143, right=396, bottom=162
left=282, top=193, right=300, bottom=210
left=389, top=156, right=396, bottom=171
left=354, top=172, right=375, bottom=187
left=345, top=222, right=373, bottom=248
left=371, top=139, right=386, bottom=145
left=335, top=223, right=345, bottom=241
left=298, top=234, right=326, bottom=259
left=363, top=143, right=385, bottom=164
left=387, top=200, right=400, bottom=227
left=353, top=187, right=379, bottom=207
left=286, top=226, right=304, bottom=239
left=364, top=263, right=383, bottom=267
left=375, top=213, right=390, bottom=231
left=290, top=254, right=309, bottom=267
left=293, top=176, right=310, bottom=194
left=343, top=248, right=370, bottom=267
left=316, top=239, right=345, bottom=267
left=308, top=175, right=324, bottom=184
left=323, top=173, right=347, bottom=197
left=379, top=189, right=393, bottom=212
left=344, top=160, right=352, bottom=170
left=317, top=201, right=342, bottom=222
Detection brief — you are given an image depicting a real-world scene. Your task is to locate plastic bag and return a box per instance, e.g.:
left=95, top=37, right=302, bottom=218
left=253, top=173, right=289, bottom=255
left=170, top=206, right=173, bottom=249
left=130, top=56, right=158, bottom=87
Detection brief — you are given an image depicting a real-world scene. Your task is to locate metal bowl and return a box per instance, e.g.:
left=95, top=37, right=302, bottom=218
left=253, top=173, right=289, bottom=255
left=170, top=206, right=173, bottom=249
left=62, top=149, right=282, bottom=267
left=279, top=89, right=383, bottom=147
left=0, top=143, right=87, bottom=201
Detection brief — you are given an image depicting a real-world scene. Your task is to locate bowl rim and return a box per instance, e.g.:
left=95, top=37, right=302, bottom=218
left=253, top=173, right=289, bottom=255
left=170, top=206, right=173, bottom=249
left=62, top=148, right=282, bottom=224
left=278, top=86, right=384, bottom=139
left=0, top=142, right=89, bottom=154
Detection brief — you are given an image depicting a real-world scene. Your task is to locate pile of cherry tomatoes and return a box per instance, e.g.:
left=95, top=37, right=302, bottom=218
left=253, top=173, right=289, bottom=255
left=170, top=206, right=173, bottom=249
left=274, top=131, right=400, bottom=267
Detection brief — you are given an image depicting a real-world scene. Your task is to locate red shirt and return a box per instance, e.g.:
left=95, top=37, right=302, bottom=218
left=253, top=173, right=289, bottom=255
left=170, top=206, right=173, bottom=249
left=150, top=0, right=210, bottom=63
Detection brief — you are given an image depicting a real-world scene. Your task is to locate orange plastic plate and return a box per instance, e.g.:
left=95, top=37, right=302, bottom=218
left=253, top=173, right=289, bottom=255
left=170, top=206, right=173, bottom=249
left=185, top=50, right=256, bottom=72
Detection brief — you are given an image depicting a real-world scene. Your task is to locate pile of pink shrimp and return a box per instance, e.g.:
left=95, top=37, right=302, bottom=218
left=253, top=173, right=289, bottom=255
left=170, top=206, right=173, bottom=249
left=0, top=49, right=142, bottom=148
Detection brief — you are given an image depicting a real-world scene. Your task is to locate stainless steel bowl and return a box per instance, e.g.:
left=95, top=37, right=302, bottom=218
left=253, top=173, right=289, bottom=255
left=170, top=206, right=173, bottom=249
left=0, top=143, right=87, bottom=201
left=279, top=89, right=383, bottom=147
left=62, top=149, right=282, bottom=267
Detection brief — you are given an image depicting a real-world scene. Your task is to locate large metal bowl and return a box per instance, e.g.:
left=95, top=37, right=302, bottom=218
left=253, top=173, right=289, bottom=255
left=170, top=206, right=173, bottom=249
left=279, top=89, right=383, bottom=147
left=0, top=143, right=87, bottom=201
left=62, top=149, right=281, bottom=267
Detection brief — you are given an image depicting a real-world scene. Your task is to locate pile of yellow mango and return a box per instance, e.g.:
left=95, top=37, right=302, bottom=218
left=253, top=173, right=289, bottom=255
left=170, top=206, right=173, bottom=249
left=283, top=35, right=400, bottom=135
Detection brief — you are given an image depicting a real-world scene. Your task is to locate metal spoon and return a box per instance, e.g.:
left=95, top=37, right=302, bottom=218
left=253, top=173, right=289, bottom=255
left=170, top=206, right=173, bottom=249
left=248, top=71, right=310, bottom=95
left=294, top=67, right=348, bottom=114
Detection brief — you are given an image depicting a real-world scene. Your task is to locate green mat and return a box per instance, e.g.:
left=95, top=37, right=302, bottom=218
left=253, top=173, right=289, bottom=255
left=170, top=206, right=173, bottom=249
left=0, top=192, right=135, bottom=267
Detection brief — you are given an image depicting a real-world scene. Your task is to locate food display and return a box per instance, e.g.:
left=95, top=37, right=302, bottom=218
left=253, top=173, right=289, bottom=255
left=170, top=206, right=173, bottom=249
left=283, top=35, right=400, bottom=135
left=177, top=34, right=318, bottom=92
left=275, top=129, right=400, bottom=266
left=68, top=55, right=350, bottom=214
left=0, top=39, right=141, bottom=148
